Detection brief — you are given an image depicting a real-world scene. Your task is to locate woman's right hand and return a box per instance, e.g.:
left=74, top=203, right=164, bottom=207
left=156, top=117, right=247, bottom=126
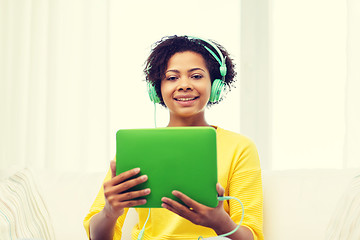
left=102, top=160, right=151, bottom=220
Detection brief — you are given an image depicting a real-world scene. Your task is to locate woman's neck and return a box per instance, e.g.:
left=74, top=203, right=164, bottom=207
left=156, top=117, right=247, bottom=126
left=167, top=113, right=210, bottom=127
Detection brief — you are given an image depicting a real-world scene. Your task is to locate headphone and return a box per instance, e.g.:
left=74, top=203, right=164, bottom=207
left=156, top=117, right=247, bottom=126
left=147, top=36, right=227, bottom=104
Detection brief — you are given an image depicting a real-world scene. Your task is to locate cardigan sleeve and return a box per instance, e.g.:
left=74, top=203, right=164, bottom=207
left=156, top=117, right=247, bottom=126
left=228, top=136, right=264, bottom=240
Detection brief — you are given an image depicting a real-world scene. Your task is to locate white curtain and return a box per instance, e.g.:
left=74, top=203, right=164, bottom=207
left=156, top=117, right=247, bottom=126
left=0, top=0, right=110, bottom=172
left=0, top=0, right=242, bottom=172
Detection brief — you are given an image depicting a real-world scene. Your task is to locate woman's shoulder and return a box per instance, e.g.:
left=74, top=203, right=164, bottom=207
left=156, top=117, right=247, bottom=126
left=216, top=126, right=261, bottom=170
left=216, top=126, right=256, bottom=147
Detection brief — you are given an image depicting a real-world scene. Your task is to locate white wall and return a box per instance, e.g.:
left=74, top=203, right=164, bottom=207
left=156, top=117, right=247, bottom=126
left=240, top=0, right=360, bottom=170
left=270, top=0, right=347, bottom=169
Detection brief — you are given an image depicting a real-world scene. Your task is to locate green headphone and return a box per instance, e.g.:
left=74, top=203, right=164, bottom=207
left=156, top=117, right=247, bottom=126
left=147, top=36, right=227, bottom=104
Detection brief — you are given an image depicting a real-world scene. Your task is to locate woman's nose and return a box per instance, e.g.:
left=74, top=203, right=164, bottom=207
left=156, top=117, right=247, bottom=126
left=177, top=77, right=193, bottom=91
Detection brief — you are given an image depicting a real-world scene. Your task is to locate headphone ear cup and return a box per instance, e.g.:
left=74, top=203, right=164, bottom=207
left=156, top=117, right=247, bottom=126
left=147, top=82, right=161, bottom=103
left=219, top=64, right=227, bottom=77
left=209, top=79, right=225, bottom=103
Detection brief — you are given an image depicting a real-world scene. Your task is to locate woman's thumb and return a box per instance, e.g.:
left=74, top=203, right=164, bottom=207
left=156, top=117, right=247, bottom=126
left=110, top=160, right=116, bottom=178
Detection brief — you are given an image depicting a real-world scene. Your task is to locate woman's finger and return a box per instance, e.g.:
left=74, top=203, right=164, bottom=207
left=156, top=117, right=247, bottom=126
left=172, top=190, right=203, bottom=212
left=216, top=183, right=225, bottom=197
left=110, top=160, right=117, bottom=178
left=118, top=198, right=147, bottom=208
left=109, top=174, right=148, bottom=195
left=117, top=188, right=151, bottom=202
left=161, top=197, right=197, bottom=220
left=107, top=167, right=140, bottom=186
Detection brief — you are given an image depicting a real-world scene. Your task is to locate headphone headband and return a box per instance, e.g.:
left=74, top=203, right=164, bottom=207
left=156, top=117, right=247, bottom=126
left=187, top=36, right=227, bottom=77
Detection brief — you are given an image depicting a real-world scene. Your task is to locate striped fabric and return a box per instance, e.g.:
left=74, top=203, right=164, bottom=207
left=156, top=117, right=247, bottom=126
left=0, top=168, right=55, bottom=240
left=326, top=172, right=360, bottom=240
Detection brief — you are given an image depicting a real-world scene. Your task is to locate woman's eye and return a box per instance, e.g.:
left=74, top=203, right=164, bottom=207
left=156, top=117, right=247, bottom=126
left=166, top=76, right=177, bottom=81
left=192, top=74, right=203, bottom=79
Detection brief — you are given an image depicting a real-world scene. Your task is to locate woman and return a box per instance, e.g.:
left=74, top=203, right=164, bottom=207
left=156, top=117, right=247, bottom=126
left=84, top=35, right=263, bottom=240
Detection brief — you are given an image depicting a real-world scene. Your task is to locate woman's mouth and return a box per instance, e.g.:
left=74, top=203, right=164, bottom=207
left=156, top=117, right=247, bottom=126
left=174, top=96, right=199, bottom=102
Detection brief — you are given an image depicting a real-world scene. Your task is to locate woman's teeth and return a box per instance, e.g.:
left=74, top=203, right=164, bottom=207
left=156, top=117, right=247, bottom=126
left=176, top=97, right=196, bottom=101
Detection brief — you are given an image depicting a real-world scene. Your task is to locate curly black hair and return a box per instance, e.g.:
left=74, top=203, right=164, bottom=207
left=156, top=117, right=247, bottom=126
left=144, top=35, right=237, bottom=107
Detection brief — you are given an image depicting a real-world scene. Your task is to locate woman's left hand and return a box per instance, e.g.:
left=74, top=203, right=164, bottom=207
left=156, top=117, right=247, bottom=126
left=161, top=183, right=230, bottom=230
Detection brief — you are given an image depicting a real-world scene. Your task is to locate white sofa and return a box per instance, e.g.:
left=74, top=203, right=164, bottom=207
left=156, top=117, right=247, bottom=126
left=1, top=168, right=359, bottom=240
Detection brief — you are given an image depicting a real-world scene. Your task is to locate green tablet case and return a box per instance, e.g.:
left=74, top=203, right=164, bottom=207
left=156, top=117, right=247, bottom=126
left=116, top=126, right=218, bottom=208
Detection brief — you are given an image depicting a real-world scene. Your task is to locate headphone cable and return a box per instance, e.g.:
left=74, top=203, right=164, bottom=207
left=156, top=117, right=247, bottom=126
left=136, top=196, right=244, bottom=240
left=198, top=196, right=244, bottom=239
left=137, top=208, right=151, bottom=240
left=154, top=103, right=157, bottom=128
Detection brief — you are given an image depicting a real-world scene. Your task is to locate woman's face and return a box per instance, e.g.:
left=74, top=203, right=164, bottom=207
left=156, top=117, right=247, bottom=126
left=160, top=51, right=212, bottom=120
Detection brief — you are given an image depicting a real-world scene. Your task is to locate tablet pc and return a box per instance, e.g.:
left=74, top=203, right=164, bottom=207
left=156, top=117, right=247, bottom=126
left=116, top=126, right=218, bottom=208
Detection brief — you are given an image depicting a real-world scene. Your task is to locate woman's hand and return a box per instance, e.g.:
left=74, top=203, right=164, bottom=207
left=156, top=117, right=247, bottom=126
left=161, top=183, right=253, bottom=239
left=102, top=160, right=151, bottom=220
left=89, top=161, right=151, bottom=240
left=161, top=183, right=229, bottom=230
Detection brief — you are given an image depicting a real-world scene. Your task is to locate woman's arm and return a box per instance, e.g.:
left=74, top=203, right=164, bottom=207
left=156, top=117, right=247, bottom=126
left=89, top=208, right=119, bottom=240
left=161, top=183, right=254, bottom=240
left=89, top=161, right=150, bottom=240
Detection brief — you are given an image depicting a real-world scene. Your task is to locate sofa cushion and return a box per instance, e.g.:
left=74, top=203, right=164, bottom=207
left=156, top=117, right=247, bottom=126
left=262, top=169, right=359, bottom=240
left=0, top=168, right=55, bottom=240
left=34, top=170, right=106, bottom=240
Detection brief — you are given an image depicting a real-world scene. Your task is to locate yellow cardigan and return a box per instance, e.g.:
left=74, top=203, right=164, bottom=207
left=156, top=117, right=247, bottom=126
left=83, top=127, right=264, bottom=240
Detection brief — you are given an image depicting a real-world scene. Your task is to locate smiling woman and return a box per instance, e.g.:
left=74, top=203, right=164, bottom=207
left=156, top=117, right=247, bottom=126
left=84, top=35, right=264, bottom=240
